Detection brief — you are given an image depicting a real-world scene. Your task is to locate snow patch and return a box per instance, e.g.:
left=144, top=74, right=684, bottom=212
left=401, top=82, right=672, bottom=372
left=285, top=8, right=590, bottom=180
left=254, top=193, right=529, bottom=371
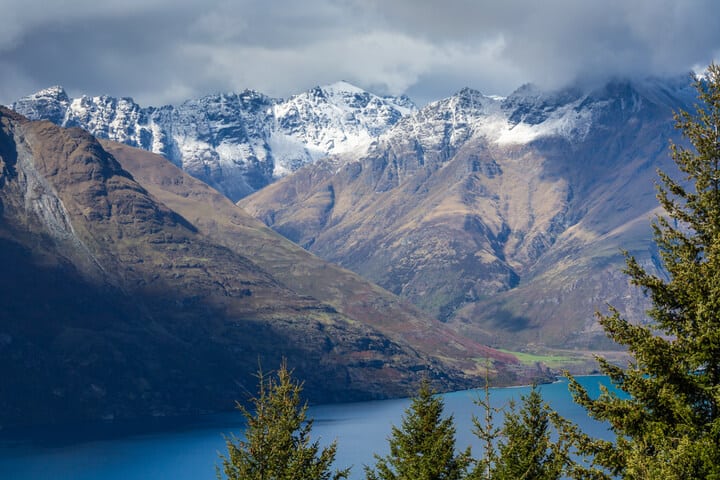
left=267, top=131, right=313, bottom=178
left=322, top=81, right=368, bottom=96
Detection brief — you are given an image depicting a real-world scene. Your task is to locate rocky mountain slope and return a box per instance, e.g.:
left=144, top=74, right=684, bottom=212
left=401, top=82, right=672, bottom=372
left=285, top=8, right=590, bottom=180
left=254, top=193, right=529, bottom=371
left=239, top=77, right=696, bottom=350
left=11, top=82, right=414, bottom=201
left=0, top=107, right=518, bottom=428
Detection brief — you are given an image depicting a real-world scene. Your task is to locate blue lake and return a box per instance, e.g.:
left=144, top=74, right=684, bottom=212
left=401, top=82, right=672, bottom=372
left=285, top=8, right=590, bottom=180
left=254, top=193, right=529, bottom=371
left=0, top=376, right=615, bottom=479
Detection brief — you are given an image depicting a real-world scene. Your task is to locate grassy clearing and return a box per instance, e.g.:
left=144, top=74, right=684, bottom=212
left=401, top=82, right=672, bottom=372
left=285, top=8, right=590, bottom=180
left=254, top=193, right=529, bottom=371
left=497, top=349, right=585, bottom=368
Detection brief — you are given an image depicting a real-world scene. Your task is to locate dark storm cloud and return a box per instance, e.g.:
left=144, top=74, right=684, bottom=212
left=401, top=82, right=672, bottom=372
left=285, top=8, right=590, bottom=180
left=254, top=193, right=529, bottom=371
left=1, top=0, right=718, bottom=106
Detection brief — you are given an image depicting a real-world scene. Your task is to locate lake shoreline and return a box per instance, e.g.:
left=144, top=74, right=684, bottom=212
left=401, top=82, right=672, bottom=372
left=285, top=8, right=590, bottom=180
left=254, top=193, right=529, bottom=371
left=0, top=375, right=615, bottom=480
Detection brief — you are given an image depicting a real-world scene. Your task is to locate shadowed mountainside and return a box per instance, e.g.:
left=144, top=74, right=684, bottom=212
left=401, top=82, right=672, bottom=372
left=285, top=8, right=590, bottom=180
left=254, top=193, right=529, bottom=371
left=0, top=108, right=521, bottom=428
left=101, top=140, right=515, bottom=377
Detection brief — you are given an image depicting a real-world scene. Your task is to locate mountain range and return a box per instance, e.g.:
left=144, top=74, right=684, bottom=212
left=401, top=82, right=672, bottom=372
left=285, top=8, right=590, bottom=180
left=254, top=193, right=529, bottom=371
left=0, top=106, right=524, bottom=428
left=9, top=75, right=697, bottom=387
left=240, top=77, right=696, bottom=351
left=11, top=82, right=414, bottom=202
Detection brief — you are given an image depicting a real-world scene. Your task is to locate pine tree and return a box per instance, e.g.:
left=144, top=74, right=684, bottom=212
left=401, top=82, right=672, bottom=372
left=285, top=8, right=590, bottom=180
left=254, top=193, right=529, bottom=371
left=490, top=386, right=567, bottom=480
left=364, top=378, right=471, bottom=480
left=567, top=64, right=720, bottom=479
left=469, top=379, right=570, bottom=480
left=468, top=363, right=501, bottom=480
left=217, top=360, right=349, bottom=480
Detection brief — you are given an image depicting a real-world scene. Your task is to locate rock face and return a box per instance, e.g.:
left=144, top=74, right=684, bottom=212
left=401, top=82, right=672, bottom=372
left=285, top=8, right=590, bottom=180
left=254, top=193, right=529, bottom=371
left=11, top=82, right=414, bottom=201
left=239, top=77, right=696, bottom=349
left=0, top=107, right=517, bottom=428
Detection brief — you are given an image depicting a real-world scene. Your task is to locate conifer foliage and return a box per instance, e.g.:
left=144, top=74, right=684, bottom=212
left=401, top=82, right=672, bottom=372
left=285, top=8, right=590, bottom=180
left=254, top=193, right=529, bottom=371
left=568, top=64, right=720, bottom=479
left=469, top=368, right=501, bottom=480
left=364, top=378, right=472, bottom=480
left=217, top=360, right=348, bottom=480
left=489, top=386, right=566, bottom=480
left=470, top=384, right=569, bottom=480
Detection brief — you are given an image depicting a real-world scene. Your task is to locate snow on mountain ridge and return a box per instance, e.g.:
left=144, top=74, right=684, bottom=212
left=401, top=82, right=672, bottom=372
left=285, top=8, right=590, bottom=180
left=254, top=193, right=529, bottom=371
left=12, top=76, right=692, bottom=201
left=388, top=81, right=654, bottom=153
left=11, top=86, right=71, bottom=125
left=323, top=80, right=368, bottom=95
left=12, top=82, right=414, bottom=201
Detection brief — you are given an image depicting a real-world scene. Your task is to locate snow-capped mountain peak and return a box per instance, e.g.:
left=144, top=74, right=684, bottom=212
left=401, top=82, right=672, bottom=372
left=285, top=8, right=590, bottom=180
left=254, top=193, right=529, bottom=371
left=11, top=86, right=71, bottom=125
left=272, top=81, right=417, bottom=169
left=29, top=85, right=69, bottom=100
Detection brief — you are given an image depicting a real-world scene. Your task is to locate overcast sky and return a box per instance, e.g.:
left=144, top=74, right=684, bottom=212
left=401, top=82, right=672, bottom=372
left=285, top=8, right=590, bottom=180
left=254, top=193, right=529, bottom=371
left=1, top=0, right=719, bottom=107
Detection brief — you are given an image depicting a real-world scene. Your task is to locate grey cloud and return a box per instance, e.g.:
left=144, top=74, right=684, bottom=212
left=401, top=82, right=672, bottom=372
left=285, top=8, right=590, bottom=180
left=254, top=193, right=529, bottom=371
left=362, top=0, right=720, bottom=90
left=0, top=0, right=718, bottom=107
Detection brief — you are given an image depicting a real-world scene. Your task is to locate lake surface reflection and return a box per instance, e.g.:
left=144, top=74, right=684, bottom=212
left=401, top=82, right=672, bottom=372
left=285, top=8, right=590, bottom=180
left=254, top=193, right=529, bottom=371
left=0, top=376, right=614, bottom=479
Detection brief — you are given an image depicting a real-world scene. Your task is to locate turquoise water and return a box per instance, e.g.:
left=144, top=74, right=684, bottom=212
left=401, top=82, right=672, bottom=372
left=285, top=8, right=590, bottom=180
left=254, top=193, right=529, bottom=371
left=0, top=376, right=615, bottom=479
